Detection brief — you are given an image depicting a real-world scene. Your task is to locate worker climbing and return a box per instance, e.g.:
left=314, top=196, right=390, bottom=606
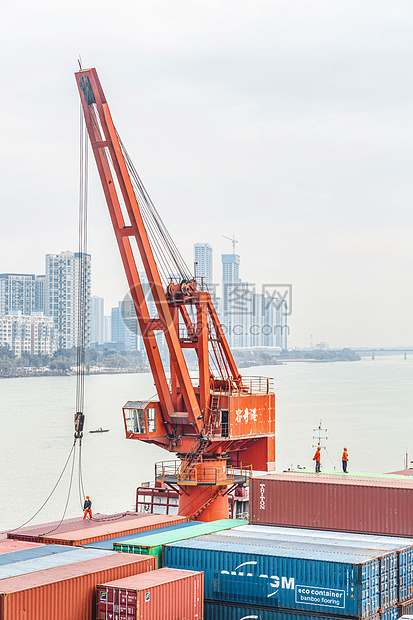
left=342, top=447, right=349, bottom=473
left=313, top=446, right=321, bottom=473
left=83, top=496, right=92, bottom=520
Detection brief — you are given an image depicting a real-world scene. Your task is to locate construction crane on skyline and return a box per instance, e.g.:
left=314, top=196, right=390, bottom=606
left=75, top=68, right=275, bottom=521
left=222, top=234, right=238, bottom=254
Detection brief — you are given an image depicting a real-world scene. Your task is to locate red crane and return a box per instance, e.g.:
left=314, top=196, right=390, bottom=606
left=75, top=68, right=275, bottom=521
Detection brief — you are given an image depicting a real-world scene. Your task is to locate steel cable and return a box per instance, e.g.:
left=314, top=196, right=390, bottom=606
left=0, top=441, right=76, bottom=535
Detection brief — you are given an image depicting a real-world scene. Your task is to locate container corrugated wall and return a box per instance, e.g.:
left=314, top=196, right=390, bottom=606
left=0, top=552, right=156, bottom=620
left=206, top=533, right=396, bottom=608
left=96, top=567, right=203, bottom=620
left=164, top=537, right=382, bottom=617
left=212, top=525, right=411, bottom=607
left=250, top=473, right=413, bottom=537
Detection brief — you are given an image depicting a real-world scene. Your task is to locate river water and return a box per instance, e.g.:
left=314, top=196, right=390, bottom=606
left=0, top=356, right=412, bottom=531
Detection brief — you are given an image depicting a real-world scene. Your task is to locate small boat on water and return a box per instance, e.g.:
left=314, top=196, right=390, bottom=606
left=89, top=427, right=110, bottom=433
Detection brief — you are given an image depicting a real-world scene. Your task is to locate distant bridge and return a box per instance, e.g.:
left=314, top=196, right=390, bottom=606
left=353, top=348, right=413, bottom=359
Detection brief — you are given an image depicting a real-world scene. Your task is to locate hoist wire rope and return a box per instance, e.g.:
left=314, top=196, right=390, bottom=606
left=1, top=111, right=91, bottom=535
left=76, top=110, right=88, bottom=418
left=0, top=441, right=77, bottom=534
left=39, top=441, right=78, bottom=536
left=78, top=438, right=86, bottom=507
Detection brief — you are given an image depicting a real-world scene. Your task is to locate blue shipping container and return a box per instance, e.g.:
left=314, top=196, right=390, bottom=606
left=164, top=537, right=386, bottom=617
left=211, top=529, right=399, bottom=608
left=204, top=601, right=398, bottom=620
left=215, top=524, right=412, bottom=604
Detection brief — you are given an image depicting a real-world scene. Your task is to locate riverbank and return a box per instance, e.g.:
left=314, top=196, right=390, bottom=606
left=0, top=346, right=361, bottom=378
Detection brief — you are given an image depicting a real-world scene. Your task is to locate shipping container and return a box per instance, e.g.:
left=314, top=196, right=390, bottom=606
left=0, top=540, right=44, bottom=555
left=8, top=514, right=189, bottom=545
left=85, top=520, right=198, bottom=550
left=0, top=551, right=155, bottom=620
left=214, top=525, right=413, bottom=603
left=0, top=547, right=113, bottom=579
left=250, top=473, right=413, bottom=537
left=204, top=533, right=397, bottom=609
left=96, top=567, right=203, bottom=620
left=164, top=536, right=392, bottom=617
left=114, top=519, right=247, bottom=566
left=6, top=513, right=139, bottom=539
left=204, top=601, right=399, bottom=620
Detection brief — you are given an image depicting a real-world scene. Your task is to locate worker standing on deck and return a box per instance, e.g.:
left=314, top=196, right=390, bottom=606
left=83, top=496, right=92, bottom=520
left=313, top=446, right=321, bottom=473
left=342, top=447, right=349, bottom=473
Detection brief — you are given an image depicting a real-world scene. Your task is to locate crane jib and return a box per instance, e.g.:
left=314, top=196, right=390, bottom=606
left=75, top=67, right=276, bottom=520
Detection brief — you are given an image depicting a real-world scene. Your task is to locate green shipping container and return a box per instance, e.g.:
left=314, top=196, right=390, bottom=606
left=113, top=519, right=247, bottom=566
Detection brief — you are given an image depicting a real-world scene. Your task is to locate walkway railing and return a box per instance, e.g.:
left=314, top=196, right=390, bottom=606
left=155, top=460, right=252, bottom=486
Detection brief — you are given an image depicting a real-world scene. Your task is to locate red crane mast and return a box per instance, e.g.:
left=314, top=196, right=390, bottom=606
left=75, top=68, right=275, bottom=520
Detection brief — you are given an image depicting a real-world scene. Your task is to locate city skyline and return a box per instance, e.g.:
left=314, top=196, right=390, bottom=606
left=0, top=240, right=288, bottom=353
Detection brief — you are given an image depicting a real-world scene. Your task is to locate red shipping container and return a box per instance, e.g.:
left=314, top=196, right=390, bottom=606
left=8, top=514, right=189, bottom=545
left=0, top=550, right=156, bottom=620
left=250, top=472, right=413, bottom=536
left=6, top=513, right=131, bottom=538
left=97, top=567, right=203, bottom=620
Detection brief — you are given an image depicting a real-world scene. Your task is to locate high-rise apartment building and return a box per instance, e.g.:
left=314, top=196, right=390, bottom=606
left=91, top=295, right=104, bottom=346
left=0, top=274, right=35, bottom=315
left=221, top=253, right=241, bottom=348
left=45, top=251, right=91, bottom=350
left=194, top=243, right=213, bottom=289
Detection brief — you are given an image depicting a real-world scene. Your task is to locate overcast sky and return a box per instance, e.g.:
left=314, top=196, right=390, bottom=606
left=1, top=0, right=412, bottom=348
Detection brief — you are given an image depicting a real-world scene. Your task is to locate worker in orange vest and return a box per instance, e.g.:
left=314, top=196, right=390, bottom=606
left=342, top=447, right=349, bottom=473
left=83, top=496, right=92, bottom=520
left=313, top=446, right=321, bottom=473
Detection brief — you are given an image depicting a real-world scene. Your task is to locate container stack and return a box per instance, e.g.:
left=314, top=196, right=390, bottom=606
left=96, top=566, right=203, bottom=620
left=163, top=523, right=413, bottom=619
left=0, top=546, right=156, bottom=620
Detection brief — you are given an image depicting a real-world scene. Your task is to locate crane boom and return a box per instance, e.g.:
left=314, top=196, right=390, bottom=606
left=75, top=68, right=276, bottom=520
